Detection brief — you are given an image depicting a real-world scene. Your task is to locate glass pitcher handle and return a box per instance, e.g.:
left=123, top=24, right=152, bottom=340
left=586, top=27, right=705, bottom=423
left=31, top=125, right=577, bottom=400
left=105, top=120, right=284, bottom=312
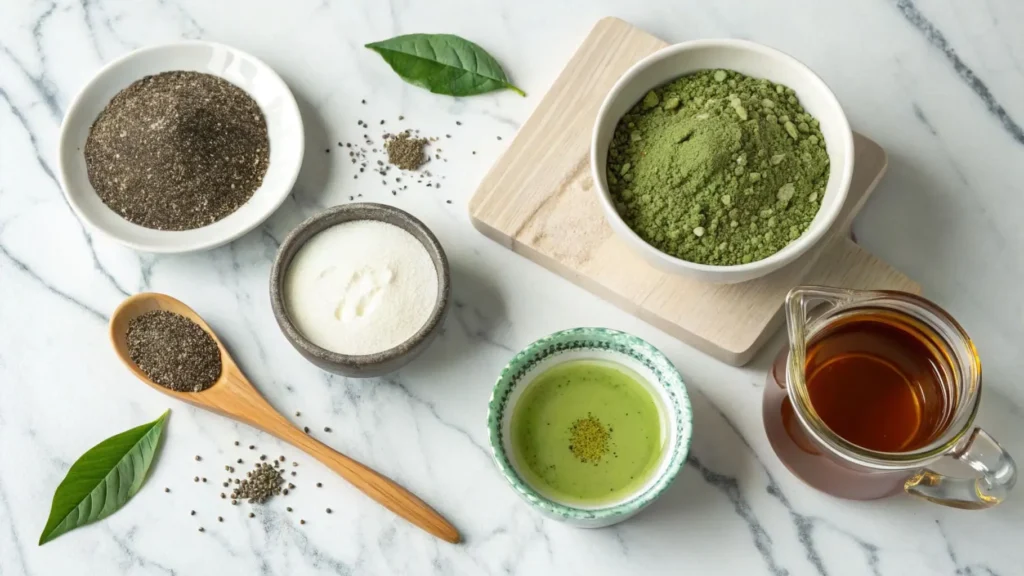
left=905, top=428, right=1017, bottom=509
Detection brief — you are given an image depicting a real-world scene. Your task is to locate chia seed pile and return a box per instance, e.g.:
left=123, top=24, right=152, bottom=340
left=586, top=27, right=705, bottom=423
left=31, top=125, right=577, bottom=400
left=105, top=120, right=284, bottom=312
left=232, top=461, right=285, bottom=504
left=126, top=310, right=221, bottom=392
left=85, top=71, right=269, bottom=230
left=184, top=432, right=344, bottom=532
left=336, top=106, right=455, bottom=196
left=384, top=131, right=429, bottom=170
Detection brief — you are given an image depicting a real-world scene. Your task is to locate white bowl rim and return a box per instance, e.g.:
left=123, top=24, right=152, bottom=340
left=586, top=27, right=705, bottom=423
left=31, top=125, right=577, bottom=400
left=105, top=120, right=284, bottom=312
left=590, top=38, right=854, bottom=274
left=57, top=40, right=304, bottom=254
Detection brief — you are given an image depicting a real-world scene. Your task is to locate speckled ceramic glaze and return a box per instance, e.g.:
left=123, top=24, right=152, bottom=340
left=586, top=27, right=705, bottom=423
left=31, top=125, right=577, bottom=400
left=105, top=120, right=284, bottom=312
left=269, top=203, right=450, bottom=377
left=487, top=328, right=692, bottom=527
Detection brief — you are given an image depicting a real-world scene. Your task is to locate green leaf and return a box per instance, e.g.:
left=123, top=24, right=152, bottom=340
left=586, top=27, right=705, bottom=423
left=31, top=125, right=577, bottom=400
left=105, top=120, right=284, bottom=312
left=38, top=410, right=169, bottom=545
left=366, top=34, right=525, bottom=97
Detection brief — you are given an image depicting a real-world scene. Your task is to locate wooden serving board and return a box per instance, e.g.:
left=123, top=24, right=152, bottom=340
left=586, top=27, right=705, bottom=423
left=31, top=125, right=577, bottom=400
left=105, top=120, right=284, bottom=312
left=469, top=17, right=919, bottom=366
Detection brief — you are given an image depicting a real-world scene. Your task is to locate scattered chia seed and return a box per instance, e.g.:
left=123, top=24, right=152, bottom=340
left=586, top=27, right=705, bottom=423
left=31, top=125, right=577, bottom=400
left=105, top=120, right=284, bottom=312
left=303, top=426, right=310, bottom=433
left=326, top=508, right=332, bottom=514
left=198, top=527, right=205, bottom=533
left=190, top=510, right=196, bottom=516
left=126, top=310, right=221, bottom=392
left=84, top=71, right=269, bottom=230
left=300, top=519, right=306, bottom=525
left=164, top=487, right=170, bottom=493
left=249, top=512, right=255, bottom=518
left=194, top=455, right=201, bottom=461
left=316, top=482, right=322, bottom=488
left=218, top=516, right=223, bottom=523
left=323, top=427, right=331, bottom=433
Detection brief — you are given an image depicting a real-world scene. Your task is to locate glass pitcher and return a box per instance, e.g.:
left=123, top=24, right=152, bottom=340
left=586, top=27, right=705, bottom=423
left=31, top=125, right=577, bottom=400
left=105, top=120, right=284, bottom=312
left=763, top=286, right=1016, bottom=508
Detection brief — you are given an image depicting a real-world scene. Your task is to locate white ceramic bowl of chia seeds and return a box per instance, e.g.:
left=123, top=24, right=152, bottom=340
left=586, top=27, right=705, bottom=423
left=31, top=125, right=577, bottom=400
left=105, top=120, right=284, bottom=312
left=592, top=39, right=854, bottom=284
left=58, top=41, right=303, bottom=253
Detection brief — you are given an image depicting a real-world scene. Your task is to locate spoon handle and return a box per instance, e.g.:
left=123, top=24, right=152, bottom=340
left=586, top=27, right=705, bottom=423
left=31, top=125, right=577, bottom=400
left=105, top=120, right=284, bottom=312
left=277, top=422, right=461, bottom=543
left=220, top=374, right=460, bottom=543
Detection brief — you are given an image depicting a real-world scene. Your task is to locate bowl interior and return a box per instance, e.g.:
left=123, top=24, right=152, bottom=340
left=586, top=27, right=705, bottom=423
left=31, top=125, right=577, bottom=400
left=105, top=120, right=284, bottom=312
left=59, top=41, right=304, bottom=253
left=593, top=41, right=853, bottom=272
left=488, top=328, right=692, bottom=521
left=270, top=203, right=450, bottom=367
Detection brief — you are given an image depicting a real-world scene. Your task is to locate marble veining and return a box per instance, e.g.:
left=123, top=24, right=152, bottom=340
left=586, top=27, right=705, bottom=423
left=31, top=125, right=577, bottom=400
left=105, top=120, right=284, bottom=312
left=1, top=0, right=1022, bottom=575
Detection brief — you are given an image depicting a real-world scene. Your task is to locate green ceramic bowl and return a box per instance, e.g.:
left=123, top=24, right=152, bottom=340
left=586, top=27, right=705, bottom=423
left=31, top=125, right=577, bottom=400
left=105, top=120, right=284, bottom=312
left=487, top=327, right=692, bottom=527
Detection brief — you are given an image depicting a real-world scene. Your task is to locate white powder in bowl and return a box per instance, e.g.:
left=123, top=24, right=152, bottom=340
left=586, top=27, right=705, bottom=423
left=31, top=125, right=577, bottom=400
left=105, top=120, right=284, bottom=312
left=283, top=220, right=438, bottom=355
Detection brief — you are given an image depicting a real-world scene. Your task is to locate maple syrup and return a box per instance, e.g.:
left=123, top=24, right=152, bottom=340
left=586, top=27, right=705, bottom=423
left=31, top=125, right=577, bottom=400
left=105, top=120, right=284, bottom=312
left=802, top=311, right=952, bottom=452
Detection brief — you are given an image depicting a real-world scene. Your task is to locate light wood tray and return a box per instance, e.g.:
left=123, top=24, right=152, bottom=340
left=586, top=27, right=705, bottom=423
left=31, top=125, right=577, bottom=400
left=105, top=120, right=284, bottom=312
left=469, top=17, right=919, bottom=366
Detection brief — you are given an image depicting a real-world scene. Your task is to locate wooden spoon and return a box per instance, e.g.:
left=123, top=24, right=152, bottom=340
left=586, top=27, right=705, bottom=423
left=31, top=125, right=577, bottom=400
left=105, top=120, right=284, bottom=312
left=109, top=292, right=460, bottom=544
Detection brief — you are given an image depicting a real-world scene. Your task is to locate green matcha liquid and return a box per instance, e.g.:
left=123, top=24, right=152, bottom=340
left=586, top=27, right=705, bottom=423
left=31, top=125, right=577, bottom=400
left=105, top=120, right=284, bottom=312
left=510, top=360, right=665, bottom=505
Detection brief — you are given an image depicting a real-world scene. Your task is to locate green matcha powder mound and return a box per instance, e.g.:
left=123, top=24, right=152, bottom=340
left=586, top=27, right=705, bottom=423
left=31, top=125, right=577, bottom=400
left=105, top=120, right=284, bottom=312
left=606, top=69, right=829, bottom=266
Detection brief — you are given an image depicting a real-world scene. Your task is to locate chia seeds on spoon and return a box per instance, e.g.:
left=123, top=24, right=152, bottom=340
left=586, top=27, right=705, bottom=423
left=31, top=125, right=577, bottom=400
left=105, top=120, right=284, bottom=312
left=84, top=71, right=269, bottom=230
left=126, top=310, right=221, bottom=392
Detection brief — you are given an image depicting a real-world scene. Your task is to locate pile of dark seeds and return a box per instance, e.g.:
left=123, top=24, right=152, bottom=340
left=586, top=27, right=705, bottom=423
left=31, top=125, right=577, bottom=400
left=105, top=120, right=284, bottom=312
left=232, top=462, right=285, bottom=504
left=335, top=104, right=457, bottom=195
left=126, top=310, right=221, bottom=392
left=384, top=131, right=428, bottom=171
left=187, top=431, right=349, bottom=531
left=85, top=71, right=270, bottom=230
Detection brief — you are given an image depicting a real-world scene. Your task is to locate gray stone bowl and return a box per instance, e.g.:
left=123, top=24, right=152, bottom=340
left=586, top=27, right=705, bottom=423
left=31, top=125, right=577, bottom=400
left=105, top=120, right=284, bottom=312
left=269, top=203, right=450, bottom=378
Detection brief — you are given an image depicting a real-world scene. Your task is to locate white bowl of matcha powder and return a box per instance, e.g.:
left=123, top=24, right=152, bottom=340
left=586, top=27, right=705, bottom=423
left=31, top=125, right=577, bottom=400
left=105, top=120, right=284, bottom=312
left=592, top=39, right=854, bottom=284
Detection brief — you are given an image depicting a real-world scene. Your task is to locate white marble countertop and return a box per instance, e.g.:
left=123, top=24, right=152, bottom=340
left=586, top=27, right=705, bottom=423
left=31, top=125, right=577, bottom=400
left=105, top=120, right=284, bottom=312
left=2, top=0, right=1022, bottom=574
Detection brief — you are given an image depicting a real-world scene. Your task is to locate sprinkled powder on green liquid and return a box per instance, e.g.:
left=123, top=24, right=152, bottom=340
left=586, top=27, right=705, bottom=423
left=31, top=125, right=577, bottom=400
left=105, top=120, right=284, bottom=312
left=606, top=69, right=830, bottom=265
left=568, top=413, right=611, bottom=464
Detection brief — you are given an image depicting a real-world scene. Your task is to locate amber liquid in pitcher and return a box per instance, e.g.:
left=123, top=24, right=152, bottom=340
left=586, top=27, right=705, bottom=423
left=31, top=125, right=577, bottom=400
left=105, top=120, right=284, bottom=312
left=803, top=312, right=952, bottom=452
left=764, top=308, right=957, bottom=499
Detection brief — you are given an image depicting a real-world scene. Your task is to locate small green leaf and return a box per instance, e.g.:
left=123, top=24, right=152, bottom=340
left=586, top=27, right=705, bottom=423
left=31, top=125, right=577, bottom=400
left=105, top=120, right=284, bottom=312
left=366, top=34, right=525, bottom=97
left=38, top=410, right=169, bottom=545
